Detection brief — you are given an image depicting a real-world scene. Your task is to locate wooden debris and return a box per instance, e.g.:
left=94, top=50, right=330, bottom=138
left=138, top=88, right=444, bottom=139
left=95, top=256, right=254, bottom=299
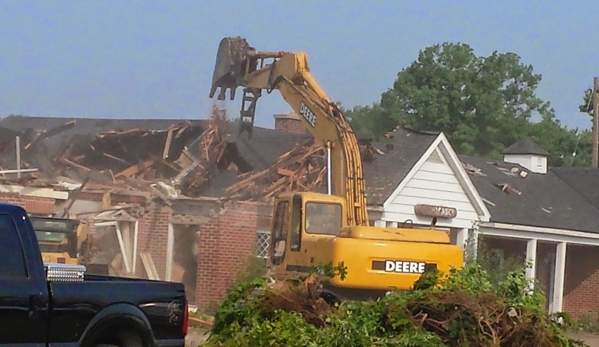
left=162, top=127, right=174, bottom=159
left=115, top=160, right=154, bottom=178
left=225, top=140, right=327, bottom=201
left=495, top=183, right=522, bottom=195
left=179, top=105, right=229, bottom=195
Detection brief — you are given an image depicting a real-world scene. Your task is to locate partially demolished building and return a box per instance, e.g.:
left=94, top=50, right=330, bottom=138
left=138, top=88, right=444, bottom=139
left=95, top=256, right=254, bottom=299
left=2, top=111, right=599, bottom=318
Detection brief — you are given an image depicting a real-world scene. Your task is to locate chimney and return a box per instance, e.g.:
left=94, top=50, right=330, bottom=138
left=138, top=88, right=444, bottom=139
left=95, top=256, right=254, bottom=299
left=502, top=138, right=550, bottom=174
left=273, top=112, right=308, bottom=134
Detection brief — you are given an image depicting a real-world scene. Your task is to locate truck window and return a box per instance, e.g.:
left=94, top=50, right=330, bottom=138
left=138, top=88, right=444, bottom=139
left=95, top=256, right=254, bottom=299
left=0, top=214, right=28, bottom=279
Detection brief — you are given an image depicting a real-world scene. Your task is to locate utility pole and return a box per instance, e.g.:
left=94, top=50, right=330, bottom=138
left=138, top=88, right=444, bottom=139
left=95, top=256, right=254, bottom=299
left=594, top=77, right=599, bottom=168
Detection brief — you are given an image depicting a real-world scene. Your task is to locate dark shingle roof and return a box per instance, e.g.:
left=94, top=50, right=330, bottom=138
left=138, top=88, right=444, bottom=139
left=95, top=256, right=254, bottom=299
left=502, top=138, right=550, bottom=156
left=551, top=167, right=599, bottom=209
left=363, top=128, right=438, bottom=205
left=459, top=155, right=599, bottom=233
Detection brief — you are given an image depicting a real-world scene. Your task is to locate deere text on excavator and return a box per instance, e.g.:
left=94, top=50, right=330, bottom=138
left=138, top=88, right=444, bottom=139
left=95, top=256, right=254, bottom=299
left=209, top=37, right=464, bottom=298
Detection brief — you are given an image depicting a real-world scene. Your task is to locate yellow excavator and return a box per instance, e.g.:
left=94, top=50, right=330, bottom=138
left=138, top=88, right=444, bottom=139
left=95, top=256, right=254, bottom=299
left=31, top=216, right=83, bottom=264
left=209, top=37, right=464, bottom=298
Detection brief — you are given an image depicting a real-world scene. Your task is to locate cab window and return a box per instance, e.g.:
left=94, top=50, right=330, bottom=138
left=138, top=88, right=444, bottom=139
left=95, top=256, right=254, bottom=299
left=289, top=196, right=302, bottom=251
left=305, top=202, right=342, bottom=235
left=270, top=201, right=290, bottom=264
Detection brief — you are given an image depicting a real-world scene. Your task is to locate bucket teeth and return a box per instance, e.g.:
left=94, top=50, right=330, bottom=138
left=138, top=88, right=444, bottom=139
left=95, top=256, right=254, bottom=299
left=209, top=37, right=255, bottom=100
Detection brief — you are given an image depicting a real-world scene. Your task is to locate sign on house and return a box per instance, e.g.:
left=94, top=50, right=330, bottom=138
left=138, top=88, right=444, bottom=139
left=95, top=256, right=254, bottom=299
left=414, top=204, right=457, bottom=219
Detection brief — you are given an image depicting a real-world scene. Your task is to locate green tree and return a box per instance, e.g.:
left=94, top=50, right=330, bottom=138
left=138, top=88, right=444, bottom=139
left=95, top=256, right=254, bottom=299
left=526, top=114, right=590, bottom=167
left=579, top=86, right=595, bottom=117
left=343, top=102, right=393, bottom=139
left=376, top=42, right=555, bottom=158
left=343, top=42, right=595, bottom=167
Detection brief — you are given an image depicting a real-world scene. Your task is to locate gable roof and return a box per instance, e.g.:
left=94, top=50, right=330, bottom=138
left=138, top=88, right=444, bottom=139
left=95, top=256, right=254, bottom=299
left=362, top=128, right=438, bottom=205
left=459, top=155, right=599, bottom=233
left=502, top=138, right=550, bottom=156
left=381, top=133, right=491, bottom=221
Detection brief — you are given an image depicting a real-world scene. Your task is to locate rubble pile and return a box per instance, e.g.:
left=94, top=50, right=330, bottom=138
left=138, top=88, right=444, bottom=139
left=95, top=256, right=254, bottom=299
left=205, top=264, right=584, bottom=347
left=177, top=106, right=229, bottom=196
left=225, top=141, right=327, bottom=201
left=0, top=107, right=386, bottom=204
left=0, top=107, right=236, bottom=198
left=223, top=139, right=384, bottom=202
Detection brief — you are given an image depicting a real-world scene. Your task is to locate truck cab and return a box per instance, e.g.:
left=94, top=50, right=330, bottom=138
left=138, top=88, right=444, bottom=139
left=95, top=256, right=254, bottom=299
left=0, top=203, right=188, bottom=346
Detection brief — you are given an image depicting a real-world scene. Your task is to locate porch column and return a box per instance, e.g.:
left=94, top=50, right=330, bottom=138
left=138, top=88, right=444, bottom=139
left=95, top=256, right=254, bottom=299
left=455, top=228, right=468, bottom=249
left=165, top=223, right=175, bottom=281
left=525, top=239, right=537, bottom=292
left=468, top=223, right=480, bottom=262
left=551, top=242, right=567, bottom=313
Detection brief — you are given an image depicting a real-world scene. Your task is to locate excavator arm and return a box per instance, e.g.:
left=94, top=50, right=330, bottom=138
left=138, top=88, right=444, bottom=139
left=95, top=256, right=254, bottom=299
left=209, top=37, right=368, bottom=226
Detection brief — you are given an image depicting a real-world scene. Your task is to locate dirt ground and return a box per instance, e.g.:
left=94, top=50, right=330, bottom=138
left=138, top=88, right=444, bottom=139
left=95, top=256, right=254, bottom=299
left=185, top=326, right=210, bottom=347
left=184, top=331, right=599, bottom=347
left=567, top=332, right=599, bottom=347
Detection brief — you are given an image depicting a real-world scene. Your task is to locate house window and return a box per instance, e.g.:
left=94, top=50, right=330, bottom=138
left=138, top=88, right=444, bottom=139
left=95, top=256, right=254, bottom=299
left=255, top=229, right=270, bottom=259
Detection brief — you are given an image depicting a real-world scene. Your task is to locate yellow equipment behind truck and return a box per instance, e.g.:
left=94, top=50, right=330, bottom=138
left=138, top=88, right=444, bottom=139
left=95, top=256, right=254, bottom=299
left=31, top=216, right=82, bottom=264
left=209, top=37, right=464, bottom=298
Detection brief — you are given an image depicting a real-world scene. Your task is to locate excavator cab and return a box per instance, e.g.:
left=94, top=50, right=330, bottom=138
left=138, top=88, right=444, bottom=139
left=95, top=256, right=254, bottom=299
left=269, top=193, right=345, bottom=274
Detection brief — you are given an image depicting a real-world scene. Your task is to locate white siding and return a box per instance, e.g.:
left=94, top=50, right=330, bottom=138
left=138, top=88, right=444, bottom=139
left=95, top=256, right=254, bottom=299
left=384, top=149, right=479, bottom=229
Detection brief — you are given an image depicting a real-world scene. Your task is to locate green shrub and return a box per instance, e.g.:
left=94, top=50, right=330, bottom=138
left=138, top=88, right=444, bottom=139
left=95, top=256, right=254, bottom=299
left=204, top=263, right=585, bottom=347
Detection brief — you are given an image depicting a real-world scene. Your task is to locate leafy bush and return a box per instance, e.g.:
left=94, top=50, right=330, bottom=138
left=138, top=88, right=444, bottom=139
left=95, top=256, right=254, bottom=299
left=203, top=263, right=586, bottom=347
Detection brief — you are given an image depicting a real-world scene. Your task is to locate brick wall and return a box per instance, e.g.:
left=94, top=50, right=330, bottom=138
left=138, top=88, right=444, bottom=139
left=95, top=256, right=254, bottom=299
left=563, top=244, right=599, bottom=318
left=274, top=113, right=308, bottom=134
left=136, top=207, right=171, bottom=280
left=195, top=200, right=272, bottom=310
left=0, top=193, right=56, bottom=215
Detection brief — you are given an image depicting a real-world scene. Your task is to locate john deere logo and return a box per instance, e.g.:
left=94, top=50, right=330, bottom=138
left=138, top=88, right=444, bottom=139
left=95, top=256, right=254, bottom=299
left=371, top=260, right=427, bottom=274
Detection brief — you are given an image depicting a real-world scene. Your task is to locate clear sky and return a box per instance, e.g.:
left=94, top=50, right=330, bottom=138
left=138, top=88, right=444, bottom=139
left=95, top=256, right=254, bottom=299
left=1, top=1, right=598, bottom=131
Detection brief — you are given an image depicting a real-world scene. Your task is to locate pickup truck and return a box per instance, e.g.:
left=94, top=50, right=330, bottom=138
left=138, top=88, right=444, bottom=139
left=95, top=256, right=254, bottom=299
left=0, top=202, right=188, bottom=347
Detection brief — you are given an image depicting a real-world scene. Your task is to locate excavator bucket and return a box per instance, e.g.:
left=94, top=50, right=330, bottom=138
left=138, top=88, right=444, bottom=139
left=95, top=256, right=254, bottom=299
left=209, top=37, right=256, bottom=101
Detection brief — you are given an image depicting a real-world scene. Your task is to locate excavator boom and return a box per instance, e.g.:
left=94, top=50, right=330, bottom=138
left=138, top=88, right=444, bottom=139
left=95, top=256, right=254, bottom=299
left=209, top=36, right=368, bottom=227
